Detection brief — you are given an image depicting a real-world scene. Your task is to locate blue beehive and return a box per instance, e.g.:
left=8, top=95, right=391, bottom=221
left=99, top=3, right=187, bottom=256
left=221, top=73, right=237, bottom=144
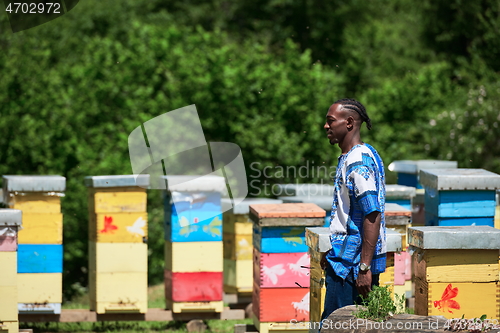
left=162, top=176, right=226, bottom=242
left=388, top=160, right=457, bottom=189
left=420, top=168, right=500, bottom=227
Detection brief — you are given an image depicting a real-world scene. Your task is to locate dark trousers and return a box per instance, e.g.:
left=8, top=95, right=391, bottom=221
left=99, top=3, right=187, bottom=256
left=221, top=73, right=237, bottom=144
left=320, top=263, right=380, bottom=322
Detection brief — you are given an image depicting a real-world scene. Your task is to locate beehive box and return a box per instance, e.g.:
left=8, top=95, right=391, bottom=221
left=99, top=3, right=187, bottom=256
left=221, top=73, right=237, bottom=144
left=3, top=175, right=65, bottom=315
left=420, top=169, right=500, bottom=227
left=305, top=227, right=330, bottom=325
left=162, top=175, right=226, bottom=313
left=385, top=203, right=411, bottom=249
left=379, top=229, right=404, bottom=300
left=386, top=184, right=416, bottom=210
left=409, top=226, right=500, bottom=319
left=305, top=227, right=404, bottom=324
left=250, top=203, right=325, bottom=326
left=222, top=198, right=282, bottom=295
left=0, top=209, right=22, bottom=331
left=278, top=196, right=332, bottom=227
left=85, top=175, right=149, bottom=314
left=388, top=160, right=457, bottom=189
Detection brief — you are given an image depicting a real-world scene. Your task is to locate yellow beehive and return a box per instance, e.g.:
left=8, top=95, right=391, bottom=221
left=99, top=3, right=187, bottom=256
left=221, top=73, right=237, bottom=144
left=223, top=259, right=252, bottom=294
left=0, top=252, right=18, bottom=323
left=0, top=209, right=21, bottom=332
left=17, top=213, right=63, bottom=244
left=7, top=193, right=61, bottom=213
left=17, top=273, right=62, bottom=303
left=223, top=232, right=252, bottom=260
left=308, top=247, right=326, bottom=324
left=305, top=227, right=332, bottom=325
left=3, top=176, right=64, bottom=317
left=89, top=212, right=148, bottom=243
left=85, top=175, right=149, bottom=314
left=410, top=226, right=500, bottom=319
left=165, top=241, right=223, bottom=272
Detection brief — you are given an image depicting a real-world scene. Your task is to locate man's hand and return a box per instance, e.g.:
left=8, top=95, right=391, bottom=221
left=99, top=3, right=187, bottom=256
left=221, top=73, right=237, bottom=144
left=355, top=271, right=372, bottom=298
left=320, top=251, right=328, bottom=270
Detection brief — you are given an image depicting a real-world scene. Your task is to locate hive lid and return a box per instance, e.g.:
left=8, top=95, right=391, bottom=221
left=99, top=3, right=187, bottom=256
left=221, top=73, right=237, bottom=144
left=84, top=175, right=150, bottom=188
left=273, top=184, right=334, bottom=197
left=419, top=168, right=500, bottom=190
left=250, top=203, right=325, bottom=227
left=388, top=160, right=457, bottom=174
left=386, top=228, right=403, bottom=253
left=0, top=209, right=22, bottom=226
left=385, top=184, right=416, bottom=199
left=305, top=227, right=331, bottom=253
left=221, top=198, right=283, bottom=215
left=408, top=226, right=500, bottom=250
left=160, top=175, right=227, bottom=193
left=3, top=175, right=66, bottom=192
left=278, top=196, right=332, bottom=210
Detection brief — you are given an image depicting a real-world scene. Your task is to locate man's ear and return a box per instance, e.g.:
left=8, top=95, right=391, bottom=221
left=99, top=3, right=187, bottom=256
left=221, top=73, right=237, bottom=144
left=346, top=115, right=355, bottom=130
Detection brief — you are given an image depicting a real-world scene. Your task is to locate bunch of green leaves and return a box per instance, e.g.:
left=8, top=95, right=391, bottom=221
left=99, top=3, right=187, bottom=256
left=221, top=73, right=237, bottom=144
left=355, top=286, right=406, bottom=322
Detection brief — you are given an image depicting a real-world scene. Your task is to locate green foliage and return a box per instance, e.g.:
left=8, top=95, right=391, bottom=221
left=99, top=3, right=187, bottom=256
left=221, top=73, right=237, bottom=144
left=1, top=0, right=499, bottom=302
left=355, top=286, right=406, bottom=322
left=420, top=0, right=500, bottom=72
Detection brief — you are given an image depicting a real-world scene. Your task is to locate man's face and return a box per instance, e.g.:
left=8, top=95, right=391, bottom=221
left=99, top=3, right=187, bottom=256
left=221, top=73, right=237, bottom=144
left=324, top=103, right=348, bottom=145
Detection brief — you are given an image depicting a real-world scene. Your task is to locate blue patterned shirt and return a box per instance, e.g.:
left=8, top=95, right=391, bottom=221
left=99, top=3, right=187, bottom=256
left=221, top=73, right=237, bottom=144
left=326, top=143, right=386, bottom=282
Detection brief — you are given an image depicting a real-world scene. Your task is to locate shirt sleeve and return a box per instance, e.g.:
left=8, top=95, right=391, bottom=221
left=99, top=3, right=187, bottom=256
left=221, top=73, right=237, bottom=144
left=346, top=161, right=382, bottom=216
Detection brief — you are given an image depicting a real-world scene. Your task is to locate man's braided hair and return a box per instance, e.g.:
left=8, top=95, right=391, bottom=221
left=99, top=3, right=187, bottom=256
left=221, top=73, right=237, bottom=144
left=334, top=98, right=372, bottom=130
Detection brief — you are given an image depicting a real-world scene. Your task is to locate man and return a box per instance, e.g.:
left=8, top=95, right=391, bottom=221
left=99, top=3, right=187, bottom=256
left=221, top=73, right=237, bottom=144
left=320, top=98, right=386, bottom=321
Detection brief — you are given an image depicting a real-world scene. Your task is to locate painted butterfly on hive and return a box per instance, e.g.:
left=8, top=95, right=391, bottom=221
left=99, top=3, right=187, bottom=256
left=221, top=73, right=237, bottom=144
left=434, top=283, right=460, bottom=314
left=126, top=216, right=146, bottom=237
left=281, top=228, right=304, bottom=246
left=263, top=264, right=286, bottom=285
left=100, top=216, right=118, bottom=234
left=202, top=216, right=222, bottom=237
left=291, top=292, right=310, bottom=314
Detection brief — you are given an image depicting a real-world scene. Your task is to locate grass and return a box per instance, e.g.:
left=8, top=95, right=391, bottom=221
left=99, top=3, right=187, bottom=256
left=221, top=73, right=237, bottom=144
left=354, top=286, right=407, bottom=322
left=20, top=284, right=252, bottom=332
